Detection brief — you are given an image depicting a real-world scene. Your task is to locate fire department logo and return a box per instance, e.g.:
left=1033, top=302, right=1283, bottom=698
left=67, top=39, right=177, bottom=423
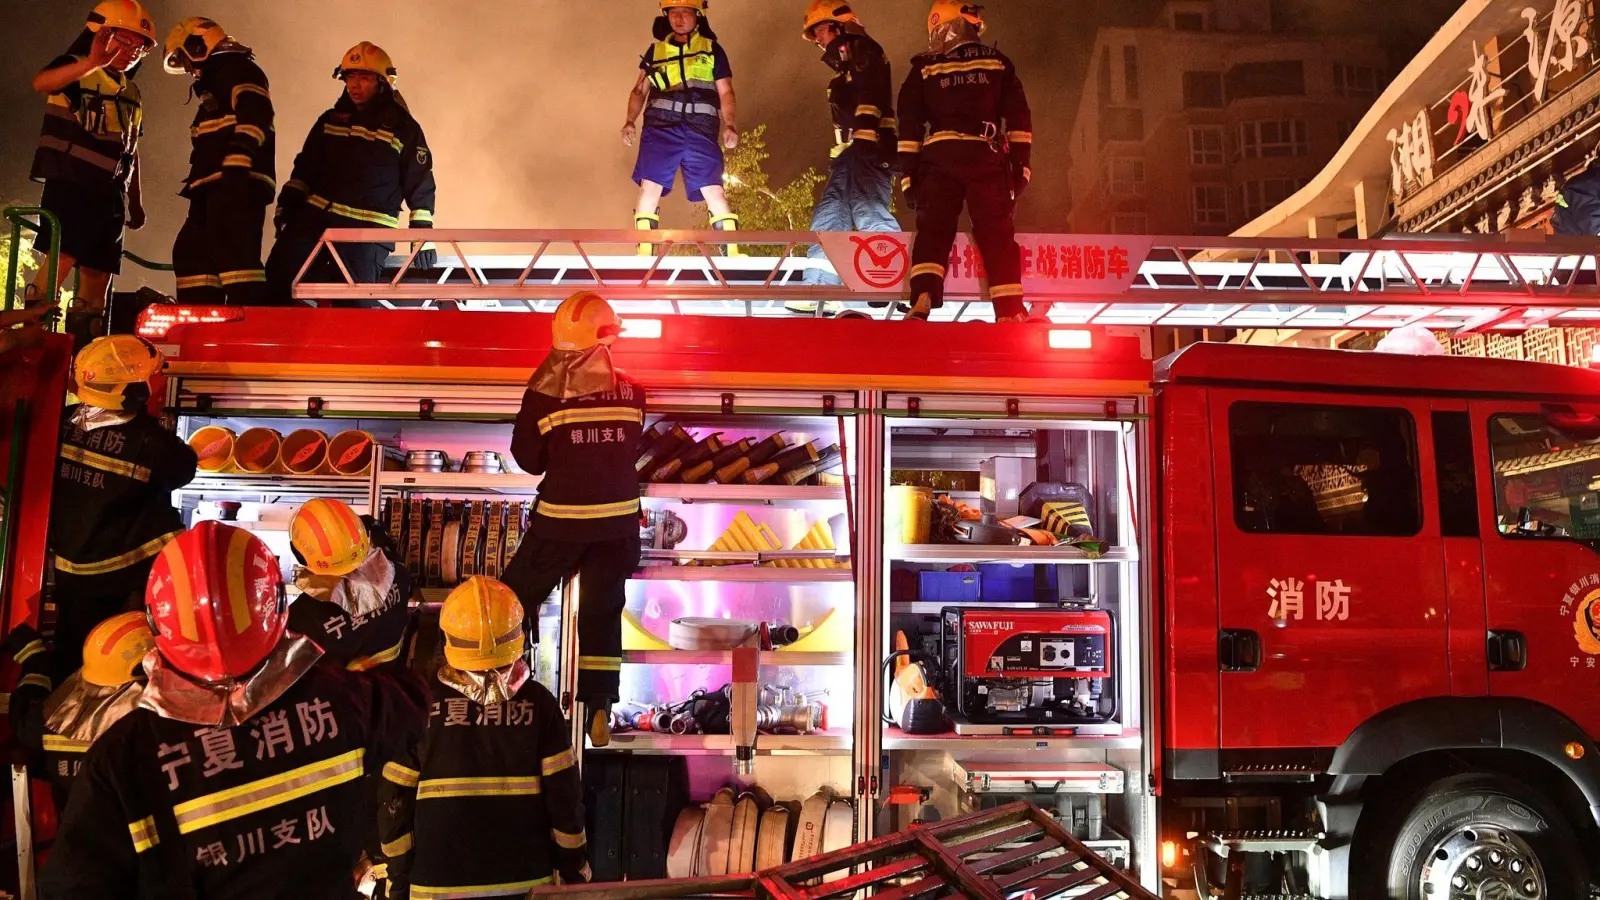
left=850, top=234, right=908, bottom=288
left=1577, top=589, right=1600, bottom=656
left=417, top=147, right=430, bottom=165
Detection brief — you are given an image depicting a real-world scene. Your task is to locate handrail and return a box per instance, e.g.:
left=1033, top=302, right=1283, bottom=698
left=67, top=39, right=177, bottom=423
left=3, top=207, right=60, bottom=314
left=121, top=250, right=174, bottom=272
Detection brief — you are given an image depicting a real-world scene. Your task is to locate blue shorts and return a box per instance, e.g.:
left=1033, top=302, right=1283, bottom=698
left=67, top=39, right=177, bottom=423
left=632, top=123, right=723, bottom=202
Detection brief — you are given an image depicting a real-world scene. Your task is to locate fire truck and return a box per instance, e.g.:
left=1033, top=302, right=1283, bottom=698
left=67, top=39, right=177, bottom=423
left=5, top=226, right=1600, bottom=899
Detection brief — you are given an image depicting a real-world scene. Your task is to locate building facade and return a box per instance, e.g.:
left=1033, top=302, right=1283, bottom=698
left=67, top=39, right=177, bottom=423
left=1063, top=0, right=1388, bottom=236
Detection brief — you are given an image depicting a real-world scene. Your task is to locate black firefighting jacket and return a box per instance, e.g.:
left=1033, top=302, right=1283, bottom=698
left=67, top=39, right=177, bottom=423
left=182, top=51, right=275, bottom=199
left=378, top=674, right=590, bottom=899
left=5, top=626, right=85, bottom=805
left=290, top=519, right=415, bottom=672
left=822, top=31, right=895, bottom=158
left=37, top=660, right=428, bottom=900
left=896, top=41, right=1032, bottom=181
left=278, top=91, right=436, bottom=230
left=51, top=407, right=198, bottom=597
left=510, top=373, right=646, bottom=542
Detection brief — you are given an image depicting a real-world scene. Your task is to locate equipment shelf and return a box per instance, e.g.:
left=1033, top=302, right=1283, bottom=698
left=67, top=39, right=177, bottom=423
left=621, top=650, right=850, bottom=666
left=887, top=545, right=1139, bottom=564
left=592, top=731, right=852, bottom=755
left=378, top=471, right=542, bottom=493
left=177, top=474, right=369, bottom=501
left=635, top=565, right=853, bottom=583
left=641, top=483, right=846, bottom=503
left=881, top=726, right=1143, bottom=752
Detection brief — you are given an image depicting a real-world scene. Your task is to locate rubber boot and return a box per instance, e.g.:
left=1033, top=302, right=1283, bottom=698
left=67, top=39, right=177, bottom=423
left=906, top=292, right=934, bottom=321
left=710, top=213, right=741, bottom=257
left=585, top=700, right=614, bottom=748
left=635, top=212, right=660, bottom=256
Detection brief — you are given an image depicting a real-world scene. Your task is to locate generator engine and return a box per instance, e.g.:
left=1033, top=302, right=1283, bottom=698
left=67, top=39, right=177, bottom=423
left=939, top=607, right=1118, bottom=734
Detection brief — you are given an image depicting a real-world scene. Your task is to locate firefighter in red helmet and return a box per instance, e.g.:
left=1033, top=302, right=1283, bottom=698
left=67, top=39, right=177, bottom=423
left=897, top=1, right=1033, bottom=321
left=39, top=522, right=428, bottom=900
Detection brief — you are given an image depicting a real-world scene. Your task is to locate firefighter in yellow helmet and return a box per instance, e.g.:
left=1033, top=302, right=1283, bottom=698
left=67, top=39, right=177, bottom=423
left=379, top=577, right=591, bottom=897
left=623, top=0, right=742, bottom=253
left=265, top=42, right=439, bottom=305
left=799, top=1, right=898, bottom=290
left=163, top=16, right=276, bottom=305
left=26, top=2, right=157, bottom=347
left=898, top=1, right=1033, bottom=321
left=288, top=497, right=416, bottom=671
left=50, top=335, right=195, bottom=665
left=502, top=291, right=644, bottom=747
left=6, top=611, right=153, bottom=811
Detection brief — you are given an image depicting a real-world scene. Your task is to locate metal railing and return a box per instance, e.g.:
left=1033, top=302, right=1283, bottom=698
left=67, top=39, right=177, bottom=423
left=3, top=207, right=59, bottom=313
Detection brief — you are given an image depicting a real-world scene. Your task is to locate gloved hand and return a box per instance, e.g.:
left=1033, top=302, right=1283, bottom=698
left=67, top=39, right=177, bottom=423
left=1011, top=164, right=1030, bottom=200
left=412, top=243, right=438, bottom=271
left=900, top=176, right=918, bottom=212
left=273, top=202, right=288, bottom=237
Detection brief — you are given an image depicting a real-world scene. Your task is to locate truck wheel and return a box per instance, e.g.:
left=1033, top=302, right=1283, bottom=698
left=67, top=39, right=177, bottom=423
left=1373, top=773, right=1587, bottom=899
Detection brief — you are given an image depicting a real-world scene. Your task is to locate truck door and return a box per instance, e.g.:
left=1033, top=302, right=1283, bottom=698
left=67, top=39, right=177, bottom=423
left=1210, top=391, right=1450, bottom=751
left=1474, top=401, right=1600, bottom=737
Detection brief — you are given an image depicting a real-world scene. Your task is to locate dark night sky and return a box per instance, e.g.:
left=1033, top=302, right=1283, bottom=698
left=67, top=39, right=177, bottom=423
left=0, top=0, right=1462, bottom=289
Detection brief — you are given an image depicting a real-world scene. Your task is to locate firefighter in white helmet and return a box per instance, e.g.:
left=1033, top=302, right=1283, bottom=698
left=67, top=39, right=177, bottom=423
left=26, top=1, right=157, bottom=347
left=266, top=43, right=438, bottom=305
left=501, top=291, right=645, bottom=747
left=379, top=577, right=591, bottom=898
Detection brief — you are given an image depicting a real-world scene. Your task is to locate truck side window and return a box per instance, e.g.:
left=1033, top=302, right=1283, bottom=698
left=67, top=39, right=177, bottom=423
left=1229, top=401, right=1421, bottom=536
left=1488, top=413, right=1599, bottom=539
left=1432, top=411, right=1479, bottom=537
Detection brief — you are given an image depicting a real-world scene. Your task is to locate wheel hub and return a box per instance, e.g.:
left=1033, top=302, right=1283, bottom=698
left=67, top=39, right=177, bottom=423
left=1419, top=826, right=1546, bottom=899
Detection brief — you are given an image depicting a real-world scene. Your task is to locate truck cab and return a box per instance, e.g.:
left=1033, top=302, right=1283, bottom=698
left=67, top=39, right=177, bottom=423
left=1158, top=341, right=1600, bottom=899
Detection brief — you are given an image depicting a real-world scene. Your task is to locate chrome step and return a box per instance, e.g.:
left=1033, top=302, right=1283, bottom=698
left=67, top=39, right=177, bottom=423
left=1222, top=763, right=1321, bottom=783
left=1205, top=829, right=1324, bottom=857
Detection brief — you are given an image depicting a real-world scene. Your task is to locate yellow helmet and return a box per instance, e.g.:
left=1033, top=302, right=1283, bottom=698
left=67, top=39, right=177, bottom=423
left=440, top=577, right=525, bottom=671
left=661, top=0, right=707, bottom=11
left=162, top=16, right=229, bottom=74
left=74, top=335, right=162, bottom=411
left=802, top=1, right=860, bottom=38
left=88, top=0, right=157, bottom=46
left=82, top=611, right=156, bottom=687
left=927, top=0, right=985, bottom=34
left=552, top=291, right=622, bottom=352
left=334, top=41, right=397, bottom=86
left=290, top=498, right=371, bottom=577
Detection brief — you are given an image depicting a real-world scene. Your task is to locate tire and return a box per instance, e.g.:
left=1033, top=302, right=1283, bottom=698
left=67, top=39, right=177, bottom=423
left=1362, top=773, right=1589, bottom=900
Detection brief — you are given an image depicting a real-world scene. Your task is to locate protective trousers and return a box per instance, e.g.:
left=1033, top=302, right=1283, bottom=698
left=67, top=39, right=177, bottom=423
left=265, top=211, right=392, bottom=306
left=907, top=143, right=1024, bottom=320
left=172, top=181, right=269, bottom=306
left=804, top=144, right=898, bottom=286
left=500, top=534, right=640, bottom=705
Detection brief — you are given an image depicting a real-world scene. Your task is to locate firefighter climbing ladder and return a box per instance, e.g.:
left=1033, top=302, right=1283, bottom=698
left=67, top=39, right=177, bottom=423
left=293, top=228, right=1600, bottom=333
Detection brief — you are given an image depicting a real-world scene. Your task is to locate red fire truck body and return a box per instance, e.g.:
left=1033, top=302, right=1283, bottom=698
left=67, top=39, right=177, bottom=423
left=6, top=300, right=1600, bottom=898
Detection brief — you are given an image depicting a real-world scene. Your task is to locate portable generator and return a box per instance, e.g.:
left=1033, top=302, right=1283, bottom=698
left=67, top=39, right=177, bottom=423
left=940, top=607, right=1120, bottom=735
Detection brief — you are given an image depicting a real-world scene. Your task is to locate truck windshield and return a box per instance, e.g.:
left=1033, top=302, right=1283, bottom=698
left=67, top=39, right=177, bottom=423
left=1488, top=413, right=1600, bottom=539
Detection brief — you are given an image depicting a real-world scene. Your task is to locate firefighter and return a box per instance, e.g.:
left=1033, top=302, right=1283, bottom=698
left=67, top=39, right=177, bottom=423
left=1553, top=153, right=1600, bottom=236
left=378, top=577, right=591, bottom=898
left=265, top=42, right=438, bottom=305
left=501, top=291, right=644, bottom=748
left=800, top=1, right=898, bottom=287
left=51, top=335, right=196, bottom=668
left=38, top=522, right=430, bottom=900
left=622, top=0, right=741, bottom=252
left=26, top=1, right=156, bottom=346
left=163, top=17, right=275, bottom=306
left=897, top=1, right=1032, bottom=322
left=7, top=612, right=154, bottom=811
left=287, top=497, right=415, bottom=672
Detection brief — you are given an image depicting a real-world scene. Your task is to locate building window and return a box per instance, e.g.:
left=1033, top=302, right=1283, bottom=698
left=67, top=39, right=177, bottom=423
left=1098, top=48, right=1112, bottom=106
left=1173, top=11, right=1207, bottom=31
left=1108, top=158, right=1145, bottom=197
left=1239, top=178, right=1307, bottom=219
left=1113, top=213, right=1149, bottom=235
left=1189, top=125, right=1225, bottom=165
left=1183, top=71, right=1224, bottom=109
left=1230, top=401, right=1421, bottom=536
left=1192, top=184, right=1229, bottom=225
left=1237, top=120, right=1309, bottom=158
left=1334, top=63, right=1381, bottom=99
left=1124, top=46, right=1140, bottom=102
left=1225, top=60, right=1306, bottom=100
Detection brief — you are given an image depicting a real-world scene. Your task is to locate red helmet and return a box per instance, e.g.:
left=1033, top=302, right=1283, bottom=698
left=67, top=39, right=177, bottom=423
left=145, top=522, right=286, bottom=682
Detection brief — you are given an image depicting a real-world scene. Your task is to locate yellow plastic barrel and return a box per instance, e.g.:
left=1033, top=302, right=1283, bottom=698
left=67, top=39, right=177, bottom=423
left=281, top=429, right=331, bottom=475
left=233, top=428, right=283, bottom=475
left=887, top=485, right=933, bottom=544
left=188, top=426, right=236, bottom=473
left=328, top=430, right=382, bottom=476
